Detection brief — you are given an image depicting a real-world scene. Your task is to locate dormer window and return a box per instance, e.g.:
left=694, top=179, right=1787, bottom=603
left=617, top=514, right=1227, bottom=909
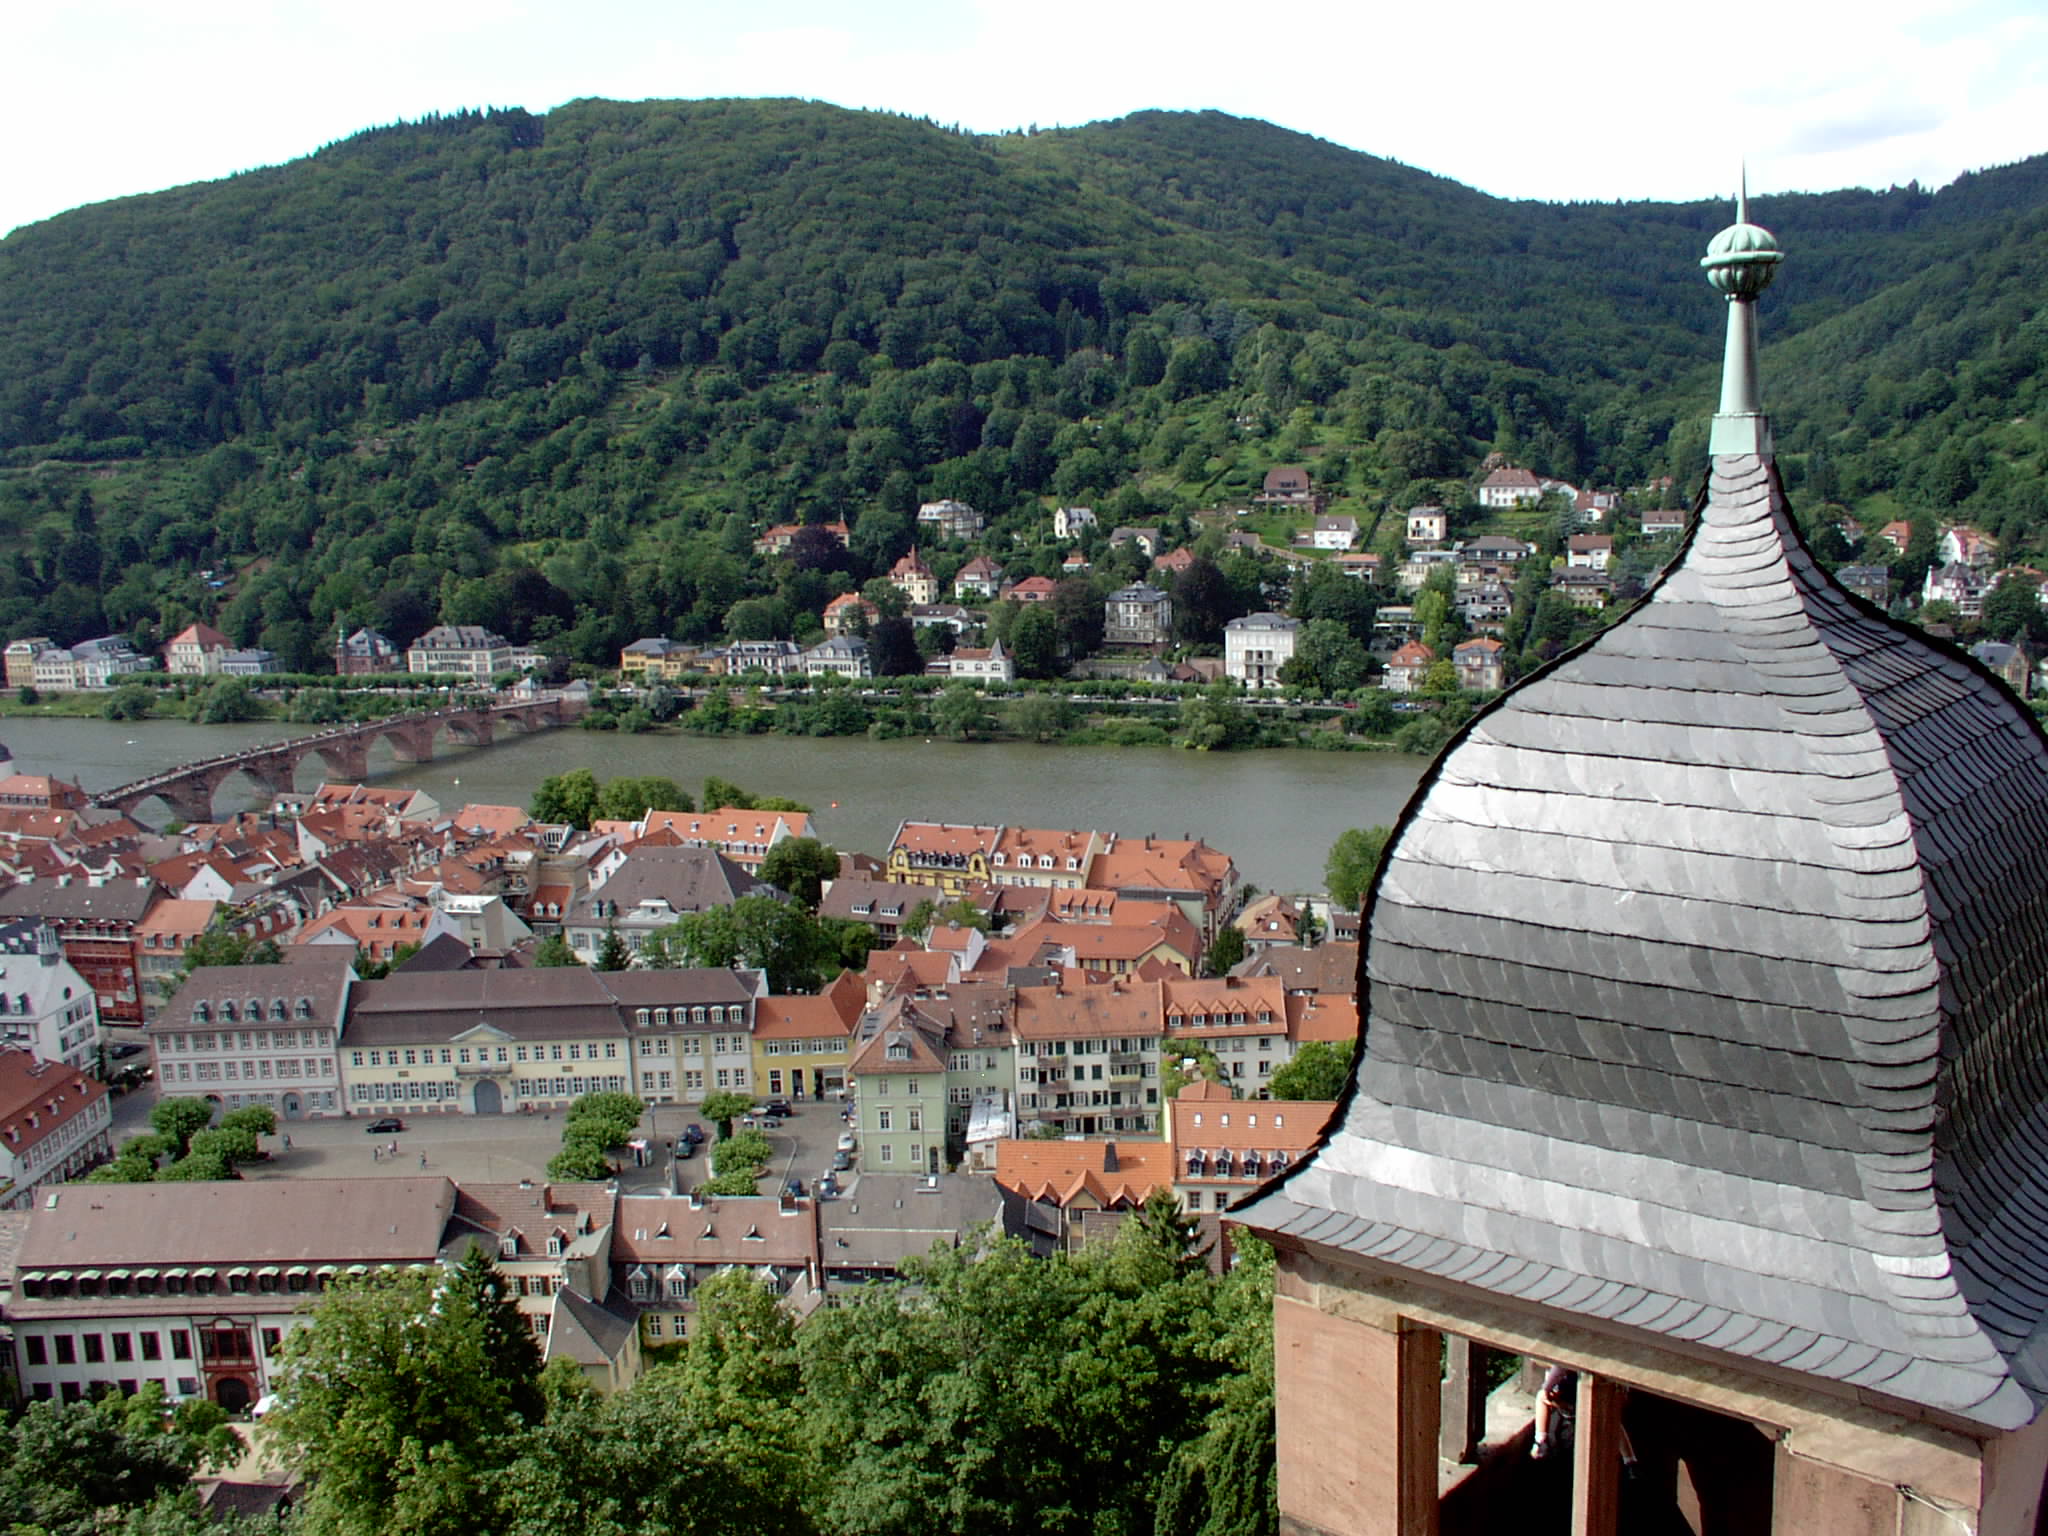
left=992, top=853, right=1006, bottom=867
left=546, top=1233, right=564, bottom=1257
left=296, top=997, right=313, bottom=1018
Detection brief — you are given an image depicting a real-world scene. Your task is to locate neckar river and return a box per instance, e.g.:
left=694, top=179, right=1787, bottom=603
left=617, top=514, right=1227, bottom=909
left=3, top=718, right=1429, bottom=895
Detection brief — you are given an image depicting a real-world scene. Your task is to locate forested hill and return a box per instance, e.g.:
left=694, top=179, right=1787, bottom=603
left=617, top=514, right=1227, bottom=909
left=1, top=97, right=2044, bottom=667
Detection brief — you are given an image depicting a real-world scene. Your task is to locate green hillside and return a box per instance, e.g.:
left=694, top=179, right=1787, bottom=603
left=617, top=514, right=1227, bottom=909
left=0, top=98, right=2043, bottom=667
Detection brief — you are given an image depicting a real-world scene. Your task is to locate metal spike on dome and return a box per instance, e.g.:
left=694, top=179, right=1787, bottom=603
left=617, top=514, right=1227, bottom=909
left=1702, top=172, right=1783, bottom=456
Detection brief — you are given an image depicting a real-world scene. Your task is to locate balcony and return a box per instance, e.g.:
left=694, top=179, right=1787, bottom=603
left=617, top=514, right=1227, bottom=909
left=454, top=1060, right=513, bottom=1078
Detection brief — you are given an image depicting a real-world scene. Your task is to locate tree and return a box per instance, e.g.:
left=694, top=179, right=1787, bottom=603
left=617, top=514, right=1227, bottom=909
left=1009, top=604, right=1062, bottom=679
left=932, top=682, right=994, bottom=741
left=1050, top=577, right=1106, bottom=659
left=1269, top=1039, right=1357, bottom=1100
left=757, top=837, right=840, bottom=910
left=1324, top=825, right=1393, bottom=910
left=867, top=615, right=921, bottom=679
left=1172, top=558, right=1243, bottom=646
left=102, top=683, right=155, bottom=721
left=1179, top=686, right=1258, bottom=750
left=220, top=1104, right=277, bottom=1139
left=190, top=678, right=261, bottom=723
left=663, top=896, right=830, bottom=993
left=1204, top=926, right=1247, bottom=977
left=267, top=1262, right=542, bottom=1536
left=533, top=935, right=578, bottom=967
left=530, top=768, right=601, bottom=829
left=169, top=921, right=282, bottom=991
left=0, top=1384, right=239, bottom=1535
left=1006, top=691, right=1075, bottom=743
left=593, top=776, right=692, bottom=822
left=594, top=924, right=631, bottom=972
left=149, top=1097, right=215, bottom=1158
left=1281, top=619, right=1371, bottom=695
left=712, top=1128, right=773, bottom=1183
left=1981, top=576, right=2047, bottom=645
left=699, top=1091, right=755, bottom=1140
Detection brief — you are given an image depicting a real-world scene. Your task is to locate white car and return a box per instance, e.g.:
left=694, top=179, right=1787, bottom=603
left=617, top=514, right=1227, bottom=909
left=836, top=1131, right=857, bottom=1153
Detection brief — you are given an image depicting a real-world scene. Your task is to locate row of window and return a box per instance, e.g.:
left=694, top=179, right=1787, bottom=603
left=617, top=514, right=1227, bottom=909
left=1166, top=1012, right=1276, bottom=1028
left=1019, top=1038, right=1155, bottom=1057
left=20, top=1324, right=286, bottom=1368
left=188, top=998, right=317, bottom=1024
left=759, top=1039, right=844, bottom=1055
left=630, top=1006, right=742, bottom=1027
left=168, top=1057, right=332, bottom=1083
left=351, top=1075, right=631, bottom=1103
left=162, top=1029, right=332, bottom=1053
left=351, top=1041, right=621, bottom=1068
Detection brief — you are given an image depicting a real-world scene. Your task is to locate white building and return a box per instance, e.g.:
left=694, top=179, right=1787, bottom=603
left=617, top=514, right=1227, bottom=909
left=1053, top=506, right=1097, bottom=540
left=1224, top=613, right=1302, bottom=688
left=947, top=641, right=1014, bottom=684
left=916, top=499, right=985, bottom=540
left=1103, top=584, right=1174, bottom=646
left=0, top=1050, right=112, bottom=1209
left=1477, top=466, right=1543, bottom=508
left=406, top=625, right=514, bottom=681
left=1405, top=507, right=1449, bottom=545
left=1310, top=516, right=1359, bottom=551
left=802, top=636, right=872, bottom=679
left=0, top=923, right=102, bottom=1072
left=146, top=950, right=353, bottom=1121
left=8, top=1179, right=453, bottom=1410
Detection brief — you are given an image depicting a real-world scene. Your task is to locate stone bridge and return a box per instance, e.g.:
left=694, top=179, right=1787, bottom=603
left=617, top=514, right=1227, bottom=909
left=95, top=695, right=585, bottom=823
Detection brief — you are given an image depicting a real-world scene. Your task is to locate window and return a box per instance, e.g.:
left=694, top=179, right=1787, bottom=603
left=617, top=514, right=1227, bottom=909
left=880, top=1144, right=894, bottom=1163
left=24, top=1336, right=45, bottom=1366
left=112, top=1333, right=132, bottom=1362
left=170, top=1331, right=192, bottom=1359
left=54, top=1335, right=75, bottom=1365
left=646, top=1315, right=662, bottom=1338
left=262, top=1329, right=282, bottom=1353
left=907, top=1108, right=922, bottom=1132
left=141, top=1333, right=161, bottom=1361
left=876, top=1109, right=892, bottom=1131
left=82, top=1334, right=104, bottom=1364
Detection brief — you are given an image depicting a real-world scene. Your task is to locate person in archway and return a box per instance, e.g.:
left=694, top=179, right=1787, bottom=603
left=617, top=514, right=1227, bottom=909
left=1531, top=1364, right=1637, bottom=1476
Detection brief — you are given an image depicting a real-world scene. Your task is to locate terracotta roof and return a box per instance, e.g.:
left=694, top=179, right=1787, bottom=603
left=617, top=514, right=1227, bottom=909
left=135, top=897, right=219, bottom=940
left=1286, top=991, right=1359, bottom=1043
left=890, top=821, right=1000, bottom=859
left=1011, top=978, right=1162, bottom=1042
left=1171, top=1094, right=1334, bottom=1154
left=1388, top=641, right=1435, bottom=667
left=448, top=804, right=529, bottom=838
left=645, top=807, right=812, bottom=845
left=1086, top=836, right=1234, bottom=899
left=994, top=1139, right=1174, bottom=1207
left=0, top=1052, right=107, bottom=1161
left=753, top=972, right=864, bottom=1041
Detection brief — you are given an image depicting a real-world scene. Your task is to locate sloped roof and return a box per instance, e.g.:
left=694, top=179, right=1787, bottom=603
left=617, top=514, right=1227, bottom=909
left=994, top=1138, right=1174, bottom=1207
left=1246, top=446, right=2048, bottom=1429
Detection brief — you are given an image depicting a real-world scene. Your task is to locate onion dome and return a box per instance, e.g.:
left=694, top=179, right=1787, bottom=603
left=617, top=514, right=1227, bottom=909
left=1243, top=201, right=2048, bottom=1428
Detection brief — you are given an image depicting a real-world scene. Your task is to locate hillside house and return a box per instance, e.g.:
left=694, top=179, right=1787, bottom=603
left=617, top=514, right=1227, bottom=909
left=1224, top=613, right=1301, bottom=688
left=1451, top=636, right=1507, bottom=691
left=1053, top=506, right=1096, bottom=540
left=1384, top=641, right=1435, bottom=693
left=1405, top=507, right=1449, bottom=545
left=916, top=500, right=983, bottom=540
left=1103, top=584, right=1174, bottom=646
left=1476, top=466, right=1542, bottom=508
left=1310, top=516, right=1359, bottom=551
left=1567, top=533, right=1614, bottom=570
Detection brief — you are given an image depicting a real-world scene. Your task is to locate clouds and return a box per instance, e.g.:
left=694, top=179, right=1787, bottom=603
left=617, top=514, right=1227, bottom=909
left=3, top=0, right=2044, bottom=236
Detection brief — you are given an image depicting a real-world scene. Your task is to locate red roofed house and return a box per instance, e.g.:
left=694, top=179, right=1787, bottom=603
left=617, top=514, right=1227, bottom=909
left=887, top=548, right=938, bottom=606
left=749, top=969, right=864, bottom=1102
left=1169, top=1078, right=1332, bottom=1214
left=0, top=1049, right=113, bottom=1207
left=1385, top=641, right=1436, bottom=693
left=1452, top=636, right=1507, bottom=692
left=822, top=593, right=881, bottom=637
left=639, top=808, right=811, bottom=873
left=0, top=775, right=88, bottom=812
left=1006, top=576, right=1058, bottom=604
left=165, top=623, right=232, bottom=676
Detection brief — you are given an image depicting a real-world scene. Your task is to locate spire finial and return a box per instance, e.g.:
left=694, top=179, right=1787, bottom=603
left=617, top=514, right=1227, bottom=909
left=1702, top=175, right=1783, bottom=456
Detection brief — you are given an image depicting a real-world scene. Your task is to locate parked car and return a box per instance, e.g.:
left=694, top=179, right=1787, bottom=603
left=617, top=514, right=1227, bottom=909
left=817, top=1173, right=840, bottom=1199
left=107, top=1042, right=145, bottom=1060
left=675, top=1139, right=698, bottom=1160
left=680, top=1124, right=707, bottom=1145
left=764, top=1097, right=793, bottom=1117
left=366, top=1117, right=405, bottom=1134
left=784, top=1177, right=806, bottom=1198
left=836, top=1132, right=857, bottom=1153
left=830, top=1149, right=853, bottom=1172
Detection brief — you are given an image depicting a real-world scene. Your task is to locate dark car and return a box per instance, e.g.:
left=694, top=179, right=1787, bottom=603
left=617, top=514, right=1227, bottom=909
left=108, top=1042, right=146, bottom=1060
left=680, top=1124, right=707, bottom=1145
left=366, top=1117, right=405, bottom=1134
left=830, top=1149, right=853, bottom=1172
left=764, top=1098, right=794, bottom=1117
left=675, top=1138, right=698, bottom=1160
left=817, top=1174, right=840, bottom=1199
left=784, top=1177, right=806, bottom=1198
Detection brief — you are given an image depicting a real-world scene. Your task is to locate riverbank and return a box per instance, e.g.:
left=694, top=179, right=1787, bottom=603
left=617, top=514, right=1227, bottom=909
left=3, top=717, right=1431, bottom=895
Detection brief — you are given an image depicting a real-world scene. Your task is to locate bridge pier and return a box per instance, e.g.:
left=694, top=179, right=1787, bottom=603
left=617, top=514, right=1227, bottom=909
left=382, top=721, right=437, bottom=765
left=311, top=743, right=369, bottom=782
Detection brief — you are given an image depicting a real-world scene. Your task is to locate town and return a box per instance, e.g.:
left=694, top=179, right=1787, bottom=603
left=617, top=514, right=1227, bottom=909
left=0, top=756, right=1359, bottom=1419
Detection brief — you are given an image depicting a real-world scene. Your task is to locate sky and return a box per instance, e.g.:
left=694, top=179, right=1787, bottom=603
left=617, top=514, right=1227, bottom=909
left=5, top=0, right=2046, bottom=237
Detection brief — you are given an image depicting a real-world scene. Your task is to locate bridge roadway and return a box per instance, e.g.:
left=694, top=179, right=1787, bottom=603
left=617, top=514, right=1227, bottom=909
left=94, top=694, right=584, bottom=823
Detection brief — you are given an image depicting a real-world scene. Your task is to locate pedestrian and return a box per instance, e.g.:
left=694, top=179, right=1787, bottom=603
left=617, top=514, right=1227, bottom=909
left=419, top=1151, right=427, bottom=1170
left=372, top=1146, right=379, bottom=1163
left=282, top=1134, right=291, bottom=1151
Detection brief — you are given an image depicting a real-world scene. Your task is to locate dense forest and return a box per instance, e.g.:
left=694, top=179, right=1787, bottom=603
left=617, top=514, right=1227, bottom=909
left=0, top=98, right=2043, bottom=668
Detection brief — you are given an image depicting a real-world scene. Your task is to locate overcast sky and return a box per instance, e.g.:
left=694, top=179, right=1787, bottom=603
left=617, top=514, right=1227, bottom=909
left=6, top=0, right=2045, bottom=237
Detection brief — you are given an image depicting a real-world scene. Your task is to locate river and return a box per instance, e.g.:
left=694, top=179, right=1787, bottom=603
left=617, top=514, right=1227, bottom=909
left=1, top=717, right=1429, bottom=894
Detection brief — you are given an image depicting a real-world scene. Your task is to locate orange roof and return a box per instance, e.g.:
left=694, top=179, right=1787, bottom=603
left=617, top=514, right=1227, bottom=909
left=136, top=897, right=220, bottom=940
left=1389, top=641, right=1436, bottom=667
left=1288, top=992, right=1360, bottom=1044
left=294, top=901, right=433, bottom=948
left=754, top=972, right=863, bottom=1041
left=862, top=949, right=958, bottom=994
left=1170, top=1095, right=1334, bottom=1153
left=992, top=825, right=1095, bottom=867
left=646, top=807, right=813, bottom=844
left=1087, top=836, right=1234, bottom=898
left=1011, top=977, right=1162, bottom=1042
left=0, top=1051, right=107, bottom=1160
left=168, top=622, right=230, bottom=648
left=450, top=804, right=528, bottom=837
left=993, top=1138, right=1174, bottom=1207
left=1161, top=975, right=1288, bottom=1034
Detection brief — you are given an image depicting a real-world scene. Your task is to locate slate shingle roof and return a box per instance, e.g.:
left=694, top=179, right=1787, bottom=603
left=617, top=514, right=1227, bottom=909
left=1243, top=449, right=2048, bottom=1430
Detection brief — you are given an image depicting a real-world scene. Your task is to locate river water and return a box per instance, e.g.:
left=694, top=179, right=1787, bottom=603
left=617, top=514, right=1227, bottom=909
left=2, top=717, right=1428, bottom=894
